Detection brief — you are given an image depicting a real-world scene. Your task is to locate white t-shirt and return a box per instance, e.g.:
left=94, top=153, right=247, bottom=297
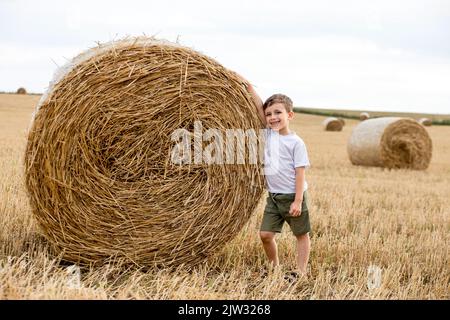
left=263, top=129, right=310, bottom=193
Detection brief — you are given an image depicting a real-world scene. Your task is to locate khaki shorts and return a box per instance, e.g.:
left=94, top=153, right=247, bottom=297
left=260, top=191, right=311, bottom=236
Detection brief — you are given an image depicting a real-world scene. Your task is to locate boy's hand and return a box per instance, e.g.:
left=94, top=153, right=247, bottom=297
left=227, top=69, right=266, bottom=126
left=289, top=199, right=302, bottom=217
left=228, top=70, right=250, bottom=88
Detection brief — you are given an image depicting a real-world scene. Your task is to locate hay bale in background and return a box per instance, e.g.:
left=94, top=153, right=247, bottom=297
left=16, top=87, right=27, bottom=94
left=360, top=112, right=370, bottom=121
left=347, top=117, right=432, bottom=170
left=418, top=118, right=432, bottom=126
left=322, top=117, right=343, bottom=131
left=25, top=37, right=264, bottom=268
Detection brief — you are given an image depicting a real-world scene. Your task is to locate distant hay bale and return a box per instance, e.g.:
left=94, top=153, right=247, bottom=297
left=17, top=87, right=27, bottom=94
left=360, top=112, right=370, bottom=121
left=24, top=37, right=264, bottom=268
left=418, top=118, right=432, bottom=126
left=322, top=117, right=343, bottom=131
left=347, top=117, right=432, bottom=170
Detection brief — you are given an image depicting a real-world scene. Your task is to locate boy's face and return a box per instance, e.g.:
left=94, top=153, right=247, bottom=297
left=264, top=103, right=294, bottom=133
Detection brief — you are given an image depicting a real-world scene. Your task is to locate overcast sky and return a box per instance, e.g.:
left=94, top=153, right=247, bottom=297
left=1, top=0, right=449, bottom=114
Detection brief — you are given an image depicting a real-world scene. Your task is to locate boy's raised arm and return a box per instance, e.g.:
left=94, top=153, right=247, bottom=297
left=229, top=71, right=266, bottom=126
left=246, top=82, right=266, bottom=126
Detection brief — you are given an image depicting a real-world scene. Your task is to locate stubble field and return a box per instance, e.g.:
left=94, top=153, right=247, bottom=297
left=0, top=93, right=448, bottom=299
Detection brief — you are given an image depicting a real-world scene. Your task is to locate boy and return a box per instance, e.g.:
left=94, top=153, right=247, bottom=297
left=238, top=74, right=311, bottom=278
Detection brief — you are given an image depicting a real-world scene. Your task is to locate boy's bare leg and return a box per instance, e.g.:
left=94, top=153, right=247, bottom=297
left=295, top=233, right=310, bottom=276
left=260, top=231, right=279, bottom=267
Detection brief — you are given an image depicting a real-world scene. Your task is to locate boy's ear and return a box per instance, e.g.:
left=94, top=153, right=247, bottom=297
left=288, top=111, right=294, bottom=119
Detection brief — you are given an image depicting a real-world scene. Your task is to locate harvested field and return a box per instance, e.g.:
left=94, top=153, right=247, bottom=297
left=0, top=93, right=449, bottom=299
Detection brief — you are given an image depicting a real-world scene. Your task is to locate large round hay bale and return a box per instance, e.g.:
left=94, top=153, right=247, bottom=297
left=24, top=37, right=264, bottom=268
left=17, top=87, right=27, bottom=94
left=418, top=118, right=432, bottom=126
left=347, top=117, right=432, bottom=170
left=322, top=117, right=343, bottom=131
left=359, top=112, right=370, bottom=121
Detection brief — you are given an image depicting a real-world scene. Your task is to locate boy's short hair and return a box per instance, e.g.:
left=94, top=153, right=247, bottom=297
left=263, top=94, right=293, bottom=112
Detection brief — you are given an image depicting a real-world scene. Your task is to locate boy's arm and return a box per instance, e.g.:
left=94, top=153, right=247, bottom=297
left=245, top=82, right=266, bottom=126
left=289, top=167, right=305, bottom=216
left=229, top=71, right=266, bottom=126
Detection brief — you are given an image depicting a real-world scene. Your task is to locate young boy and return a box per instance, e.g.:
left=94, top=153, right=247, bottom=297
left=237, top=74, right=311, bottom=278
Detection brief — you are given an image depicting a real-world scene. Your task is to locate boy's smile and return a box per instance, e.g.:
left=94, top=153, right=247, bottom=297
left=265, top=102, right=294, bottom=135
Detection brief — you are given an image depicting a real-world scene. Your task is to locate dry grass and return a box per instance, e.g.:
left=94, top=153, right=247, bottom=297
left=1, top=93, right=449, bottom=299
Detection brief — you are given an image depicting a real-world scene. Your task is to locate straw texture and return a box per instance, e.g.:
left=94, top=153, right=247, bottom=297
left=347, top=117, right=432, bottom=170
left=322, top=117, right=343, bottom=131
left=24, top=37, right=264, bottom=268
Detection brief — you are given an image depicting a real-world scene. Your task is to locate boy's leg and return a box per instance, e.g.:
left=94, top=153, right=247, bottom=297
left=259, top=231, right=279, bottom=267
left=295, top=232, right=310, bottom=275
left=260, top=193, right=284, bottom=268
left=281, top=191, right=311, bottom=276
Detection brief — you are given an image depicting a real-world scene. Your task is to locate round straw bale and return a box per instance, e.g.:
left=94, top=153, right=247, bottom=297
left=16, top=87, right=27, bottom=94
left=418, top=118, right=432, bottom=126
left=347, top=117, right=432, bottom=170
left=359, top=112, right=370, bottom=121
left=24, top=37, right=264, bottom=268
left=322, top=117, right=343, bottom=131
